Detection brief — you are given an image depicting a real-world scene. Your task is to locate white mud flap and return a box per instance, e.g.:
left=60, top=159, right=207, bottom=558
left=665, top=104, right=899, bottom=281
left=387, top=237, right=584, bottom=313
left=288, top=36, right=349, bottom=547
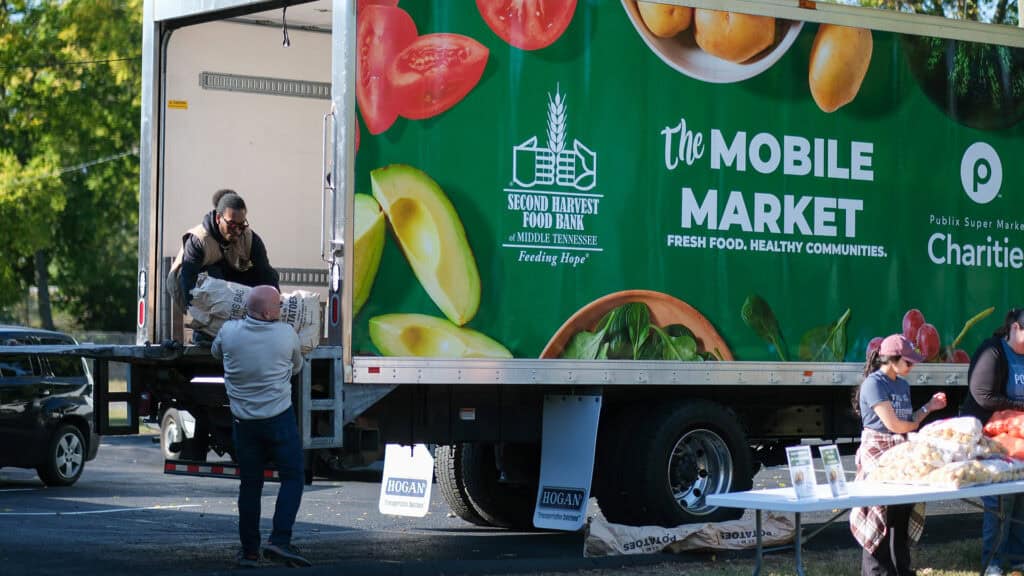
left=378, top=443, right=434, bottom=518
left=534, top=393, right=602, bottom=531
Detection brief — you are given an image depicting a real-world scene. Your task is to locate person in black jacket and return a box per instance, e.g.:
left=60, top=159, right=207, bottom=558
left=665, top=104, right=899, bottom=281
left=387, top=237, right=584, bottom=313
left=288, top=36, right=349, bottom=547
left=961, top=307, right=1024, bottom=576
left=166, top=190, right=279, bottom=310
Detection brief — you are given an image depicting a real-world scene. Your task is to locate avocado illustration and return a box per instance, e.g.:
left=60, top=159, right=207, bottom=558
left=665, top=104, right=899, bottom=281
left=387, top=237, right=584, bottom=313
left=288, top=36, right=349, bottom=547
left=369, top=313, right=511, bottom=358
left=371, top=164, right=480, bottom=325
left=353, top=193, right=386, bottom=316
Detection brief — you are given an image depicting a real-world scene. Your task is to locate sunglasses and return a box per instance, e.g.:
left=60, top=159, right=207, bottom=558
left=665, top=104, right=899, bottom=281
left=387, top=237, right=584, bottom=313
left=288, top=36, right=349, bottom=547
left=220, top=217, right=249, bottom=232
left=901, top=358, right=914, bottom=368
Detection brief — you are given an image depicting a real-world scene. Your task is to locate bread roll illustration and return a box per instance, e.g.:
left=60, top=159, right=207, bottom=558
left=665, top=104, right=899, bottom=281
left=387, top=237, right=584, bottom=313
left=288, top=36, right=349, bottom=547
left=809, top=24, right=873, bottom=112
left=694, top=9, right=775, bottom=63
left=637, top=1, right=693, bottom=38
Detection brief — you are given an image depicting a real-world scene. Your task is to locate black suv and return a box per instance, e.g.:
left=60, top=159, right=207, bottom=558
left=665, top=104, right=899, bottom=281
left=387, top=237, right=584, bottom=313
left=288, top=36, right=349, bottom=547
left=0, top=325, right=99, bottom=486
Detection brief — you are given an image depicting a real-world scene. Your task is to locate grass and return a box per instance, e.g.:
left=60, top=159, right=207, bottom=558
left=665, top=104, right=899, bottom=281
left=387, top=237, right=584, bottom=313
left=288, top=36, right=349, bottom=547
left=692, top=539, right=983, bottom=575
left=508, top=537, right=987, bottom=576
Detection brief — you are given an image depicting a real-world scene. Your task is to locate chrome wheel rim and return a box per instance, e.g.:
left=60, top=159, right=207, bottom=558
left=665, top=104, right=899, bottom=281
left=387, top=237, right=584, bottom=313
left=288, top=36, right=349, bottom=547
left=56, top=431, right=84, bottom=480
left=667, top=428, right=733, bottom=515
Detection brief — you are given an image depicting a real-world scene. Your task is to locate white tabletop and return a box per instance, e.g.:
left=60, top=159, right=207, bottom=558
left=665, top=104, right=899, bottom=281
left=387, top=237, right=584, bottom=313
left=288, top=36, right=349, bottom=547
left=706, top=480, right=1024, bottom=513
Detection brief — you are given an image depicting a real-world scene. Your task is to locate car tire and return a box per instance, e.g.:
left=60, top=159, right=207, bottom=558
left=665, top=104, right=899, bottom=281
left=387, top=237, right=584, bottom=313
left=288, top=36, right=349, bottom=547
left=160, top=408, right=184, bottom=460
left=37, top=424, right=86, bottom=487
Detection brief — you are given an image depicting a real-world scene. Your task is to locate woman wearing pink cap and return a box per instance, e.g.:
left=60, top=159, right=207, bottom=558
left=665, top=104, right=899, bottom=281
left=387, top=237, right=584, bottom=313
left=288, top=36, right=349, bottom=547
left=960, top=308, right=1024, bottom=576
left=850, top=334, right=947, bottom=576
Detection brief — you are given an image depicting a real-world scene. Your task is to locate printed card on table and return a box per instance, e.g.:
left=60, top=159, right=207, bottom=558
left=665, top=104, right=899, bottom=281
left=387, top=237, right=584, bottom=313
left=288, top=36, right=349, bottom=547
left=786, top=445, right=817, bottom=499
left=818, top=444, right=848, bottom=497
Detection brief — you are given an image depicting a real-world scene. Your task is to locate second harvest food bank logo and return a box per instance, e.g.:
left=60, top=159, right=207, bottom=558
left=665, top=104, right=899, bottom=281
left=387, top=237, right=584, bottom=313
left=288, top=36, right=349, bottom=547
left=513, top=85, right=597, bottom=191
left=503, top=84, right=603, bottom=269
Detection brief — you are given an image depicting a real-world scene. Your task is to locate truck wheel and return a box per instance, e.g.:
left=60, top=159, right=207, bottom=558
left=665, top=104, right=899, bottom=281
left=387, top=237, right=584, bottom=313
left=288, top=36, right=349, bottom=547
left=461, top=443, right=538, bottom=529
left=433, top=445, right=488, bottom=526
left=593, top=405, right=649, bottom=525
left=179, top=411, right=209, bottom=462
left=160, top=408, right=184, bottom=460
left=624, top=400, right=752, bottom=526
left=37, top=424, right=86, bottom=487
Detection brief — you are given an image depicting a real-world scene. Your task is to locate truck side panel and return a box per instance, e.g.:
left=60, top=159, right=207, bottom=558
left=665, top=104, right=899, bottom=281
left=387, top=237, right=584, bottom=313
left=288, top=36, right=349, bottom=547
left=348, top=1, right=1024, bottom=371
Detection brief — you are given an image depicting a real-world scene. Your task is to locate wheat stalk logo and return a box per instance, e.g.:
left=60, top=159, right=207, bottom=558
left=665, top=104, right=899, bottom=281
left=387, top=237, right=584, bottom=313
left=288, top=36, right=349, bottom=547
left=547, top=84, right=566, bottom=156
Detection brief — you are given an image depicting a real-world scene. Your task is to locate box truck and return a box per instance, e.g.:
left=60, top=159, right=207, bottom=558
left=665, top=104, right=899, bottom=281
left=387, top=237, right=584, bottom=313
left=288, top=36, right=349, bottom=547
left=5, top=0, right=1024, bottom=530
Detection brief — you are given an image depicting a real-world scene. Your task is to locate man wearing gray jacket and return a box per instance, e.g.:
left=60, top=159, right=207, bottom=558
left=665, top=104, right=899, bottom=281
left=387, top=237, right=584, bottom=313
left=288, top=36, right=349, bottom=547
left=212, top=285, right=310, bottom=568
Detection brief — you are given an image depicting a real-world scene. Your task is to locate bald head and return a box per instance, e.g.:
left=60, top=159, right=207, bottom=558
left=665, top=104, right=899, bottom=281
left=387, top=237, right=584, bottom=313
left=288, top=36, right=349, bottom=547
left=246, top=285, right=281, bottom=321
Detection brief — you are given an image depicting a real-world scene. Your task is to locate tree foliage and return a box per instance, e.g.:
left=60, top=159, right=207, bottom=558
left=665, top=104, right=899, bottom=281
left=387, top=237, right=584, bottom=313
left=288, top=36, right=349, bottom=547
left=837, top=0, right=1019, bottom=24
left=0, top=0, right=141, bottom=329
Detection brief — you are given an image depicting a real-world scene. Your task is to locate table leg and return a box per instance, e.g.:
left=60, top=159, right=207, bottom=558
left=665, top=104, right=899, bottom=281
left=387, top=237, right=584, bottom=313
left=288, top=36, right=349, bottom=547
left=753, top=510, right=762, bottom=576
left=983, top=496, right=1006, bottom=576
left=794, top=512, right=805, bottom=576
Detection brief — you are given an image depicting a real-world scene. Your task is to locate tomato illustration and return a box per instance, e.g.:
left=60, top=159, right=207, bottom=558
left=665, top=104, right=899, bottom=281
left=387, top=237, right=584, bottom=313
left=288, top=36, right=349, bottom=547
left=357, top=0, right=398, bottom=14
left=388, top=34, right=489, bottom=120
left=476, top=0, right=577, bottom=51
left=357, top=5, right=417, bottom=135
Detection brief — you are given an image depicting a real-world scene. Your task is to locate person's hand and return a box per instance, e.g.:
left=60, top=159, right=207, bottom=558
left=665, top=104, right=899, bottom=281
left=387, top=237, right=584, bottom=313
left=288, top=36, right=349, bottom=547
left=927, top=392, right=947, bottom=412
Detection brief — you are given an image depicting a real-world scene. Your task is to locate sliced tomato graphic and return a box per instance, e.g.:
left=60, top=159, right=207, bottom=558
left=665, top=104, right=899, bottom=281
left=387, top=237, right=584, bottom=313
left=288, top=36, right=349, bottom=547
left=389, top=34, right=489, bottom=120
left=357, top=5, right=417, bottom=135
left=476, top=0, right=577, bottom=51
left=357, top=0, right=398, bottom=14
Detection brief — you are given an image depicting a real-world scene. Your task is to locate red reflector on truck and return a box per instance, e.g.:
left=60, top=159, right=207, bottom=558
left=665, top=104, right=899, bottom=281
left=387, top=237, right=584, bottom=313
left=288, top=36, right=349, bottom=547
left=368, top=366, right=380, bottom=374
left=137, top=299, right=145, bottom=327
left=330, top=295, right=339, bottom=326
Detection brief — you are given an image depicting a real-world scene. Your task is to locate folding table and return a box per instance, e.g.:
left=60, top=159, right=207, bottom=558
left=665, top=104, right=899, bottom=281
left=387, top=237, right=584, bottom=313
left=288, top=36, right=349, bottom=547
left=707, top=479, right=1024, bottom=576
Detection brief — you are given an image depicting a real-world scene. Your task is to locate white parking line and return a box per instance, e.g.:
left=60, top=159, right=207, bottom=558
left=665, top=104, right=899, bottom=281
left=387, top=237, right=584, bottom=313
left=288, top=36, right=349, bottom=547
left=0, top=504, right=201, bottom=516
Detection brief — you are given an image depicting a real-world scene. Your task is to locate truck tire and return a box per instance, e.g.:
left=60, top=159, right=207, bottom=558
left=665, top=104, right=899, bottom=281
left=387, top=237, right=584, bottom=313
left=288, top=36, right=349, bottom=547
left=37, top=424, right=86, bottom=487
left=433, top=445, right=488, bottom=526
left=160, top=408, right=184, bottom=460
left=461, top=443, right=538, bottom=529
left=176, top=409, right=209, bottom=462
left=593, top=405, right=649, bottom=525
left=620, top=400, right=752, bottom=527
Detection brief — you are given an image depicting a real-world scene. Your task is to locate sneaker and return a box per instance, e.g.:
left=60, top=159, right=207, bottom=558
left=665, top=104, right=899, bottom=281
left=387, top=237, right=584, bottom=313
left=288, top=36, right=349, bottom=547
left=262, top=541, right=311, bottom=568
left=236, top=550, right=261, bottom=569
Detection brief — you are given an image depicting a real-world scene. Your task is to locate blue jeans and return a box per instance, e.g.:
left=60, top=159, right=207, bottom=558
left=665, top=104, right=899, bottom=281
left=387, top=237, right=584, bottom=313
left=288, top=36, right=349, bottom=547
left=983, top=493, right=1024, bottom=568
left=232, top=408, right=304, bottom=554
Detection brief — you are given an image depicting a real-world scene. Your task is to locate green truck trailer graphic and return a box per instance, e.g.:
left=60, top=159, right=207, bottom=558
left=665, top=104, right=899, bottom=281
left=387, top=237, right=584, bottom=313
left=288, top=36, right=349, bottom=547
left=350, top=1, right=1024, bottom=365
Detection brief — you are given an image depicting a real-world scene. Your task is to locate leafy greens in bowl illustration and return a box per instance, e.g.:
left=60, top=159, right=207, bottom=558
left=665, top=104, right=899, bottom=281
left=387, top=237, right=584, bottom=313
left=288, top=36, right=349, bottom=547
left=541, top=290, right=732, bottom=360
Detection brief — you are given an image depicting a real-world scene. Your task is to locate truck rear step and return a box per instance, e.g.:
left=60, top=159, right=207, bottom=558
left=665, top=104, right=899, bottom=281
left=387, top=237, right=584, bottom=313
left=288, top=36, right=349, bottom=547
left=163, top=459, right=280, bottom=481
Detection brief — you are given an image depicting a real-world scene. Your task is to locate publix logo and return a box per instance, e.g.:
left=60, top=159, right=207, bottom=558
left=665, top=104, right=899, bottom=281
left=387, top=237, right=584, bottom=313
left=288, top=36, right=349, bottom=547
left=960, top=141, right=1002, bottom=204
left=512, top=84, right=597, bottom=192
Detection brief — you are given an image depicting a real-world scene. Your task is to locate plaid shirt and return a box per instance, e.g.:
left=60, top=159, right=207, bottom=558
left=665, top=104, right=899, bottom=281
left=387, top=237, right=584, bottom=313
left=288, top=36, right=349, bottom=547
left=849, top=428, right=927, bottom=554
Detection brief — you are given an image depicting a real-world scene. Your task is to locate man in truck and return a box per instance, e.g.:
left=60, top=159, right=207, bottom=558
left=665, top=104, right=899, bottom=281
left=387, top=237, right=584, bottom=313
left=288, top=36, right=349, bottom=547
left=166, top=189, right=279, bottom=322
left=212, top=285, right=309, bottom=568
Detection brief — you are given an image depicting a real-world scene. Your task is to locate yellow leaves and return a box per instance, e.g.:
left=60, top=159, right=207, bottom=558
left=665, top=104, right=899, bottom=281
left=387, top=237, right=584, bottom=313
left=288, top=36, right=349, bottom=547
left=0, top=150, right=65, bottom=256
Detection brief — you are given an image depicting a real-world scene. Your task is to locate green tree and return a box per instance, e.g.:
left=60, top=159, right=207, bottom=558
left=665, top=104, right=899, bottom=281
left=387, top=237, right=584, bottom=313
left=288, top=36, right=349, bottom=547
left=0, top=0, right=141, bottom=330
left=836, top=0, right=1019, bottom=24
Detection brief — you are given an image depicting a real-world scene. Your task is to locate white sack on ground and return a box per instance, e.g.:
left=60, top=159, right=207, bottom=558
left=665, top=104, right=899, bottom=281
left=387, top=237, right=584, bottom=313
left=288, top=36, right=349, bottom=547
left=188, top=276, right=321, bottom=354
left=584, top=510, right=795, bottom=557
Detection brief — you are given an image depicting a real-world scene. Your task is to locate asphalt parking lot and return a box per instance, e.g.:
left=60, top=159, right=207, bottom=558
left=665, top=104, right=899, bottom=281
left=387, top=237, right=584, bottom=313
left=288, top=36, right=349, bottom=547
left=0, top=434, right=984, bottom=576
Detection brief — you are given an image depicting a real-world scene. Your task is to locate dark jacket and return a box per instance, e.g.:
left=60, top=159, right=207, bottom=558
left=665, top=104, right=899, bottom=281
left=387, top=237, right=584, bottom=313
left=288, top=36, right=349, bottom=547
left=170, top=211, right=278, bottom=307
left=959, top=335, right=1024, bottom=423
